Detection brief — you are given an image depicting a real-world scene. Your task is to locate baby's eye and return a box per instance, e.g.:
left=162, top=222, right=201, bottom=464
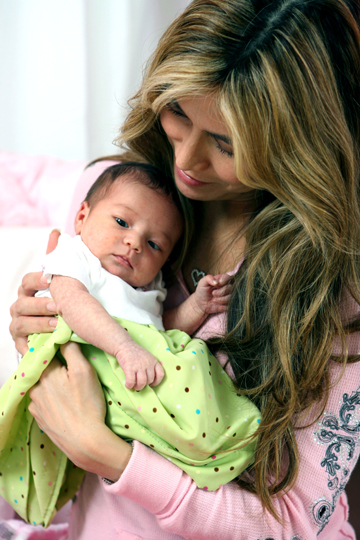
left=115, top=218, right=129, bottom=228
left=148, top=240, right=160, bottom=251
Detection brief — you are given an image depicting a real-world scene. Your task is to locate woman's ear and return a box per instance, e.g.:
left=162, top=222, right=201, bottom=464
left=74, top=201, right=90, bottom=234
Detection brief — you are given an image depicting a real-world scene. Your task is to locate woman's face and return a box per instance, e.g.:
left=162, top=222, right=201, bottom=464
left=160, top=95, right=256, bottom=202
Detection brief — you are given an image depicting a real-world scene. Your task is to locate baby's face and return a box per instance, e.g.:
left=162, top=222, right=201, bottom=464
left=75, top=178, right=183, bottom=287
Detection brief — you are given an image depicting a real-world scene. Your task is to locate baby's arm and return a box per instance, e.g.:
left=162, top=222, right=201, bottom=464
left=49, top=275, right=164, bottom=390
left=163, top=273, right=232, bottom=335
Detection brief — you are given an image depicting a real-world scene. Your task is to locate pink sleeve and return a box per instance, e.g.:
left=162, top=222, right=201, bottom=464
left=103, top=307, right=360, bottom=539
left=64, top=160, right=119, bottom=235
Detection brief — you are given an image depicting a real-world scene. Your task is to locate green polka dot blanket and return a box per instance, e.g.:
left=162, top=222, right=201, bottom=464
left=0, top=317, right=261, bottom=527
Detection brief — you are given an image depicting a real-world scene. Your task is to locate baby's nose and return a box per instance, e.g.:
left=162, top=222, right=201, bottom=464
left=124, top=232, right=142, bottom=252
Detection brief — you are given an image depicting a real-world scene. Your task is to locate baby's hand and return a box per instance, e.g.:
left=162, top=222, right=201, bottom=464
left=195, top=273, right=233, bottom=315
left=115, top=341, right=164, bottom=391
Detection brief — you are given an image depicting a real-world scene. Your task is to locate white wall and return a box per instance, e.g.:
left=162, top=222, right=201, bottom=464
left=0, top=0, right=191, bottom=162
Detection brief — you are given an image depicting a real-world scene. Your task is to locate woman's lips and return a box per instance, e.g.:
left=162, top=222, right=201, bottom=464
left=113, top=255, right=132, bottom=268
left=175, top=166, right=205, bottom=187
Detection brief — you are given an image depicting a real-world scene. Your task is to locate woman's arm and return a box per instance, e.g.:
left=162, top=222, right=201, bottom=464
left=107, top=359, right=360, bottom=539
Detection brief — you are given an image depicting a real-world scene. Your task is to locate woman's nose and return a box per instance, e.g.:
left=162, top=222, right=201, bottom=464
left=174, top=130, right=208, bottom=172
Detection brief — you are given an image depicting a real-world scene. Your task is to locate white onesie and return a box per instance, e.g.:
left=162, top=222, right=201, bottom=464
left=36, top=234, right=167, bottom=330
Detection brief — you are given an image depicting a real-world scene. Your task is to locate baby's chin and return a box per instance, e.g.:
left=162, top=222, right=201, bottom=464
left=101, top=263, right=154, bottom=289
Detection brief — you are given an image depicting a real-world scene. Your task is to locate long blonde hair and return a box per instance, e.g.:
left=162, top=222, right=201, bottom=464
left=118, top=0, right=360, bottom=519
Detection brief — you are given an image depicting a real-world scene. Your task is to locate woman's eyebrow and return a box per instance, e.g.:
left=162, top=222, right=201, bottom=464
left=171, top=100, right=233, bottom=146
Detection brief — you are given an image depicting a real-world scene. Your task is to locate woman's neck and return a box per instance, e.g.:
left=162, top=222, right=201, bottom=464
left=183, top=194, right=259, bottom=292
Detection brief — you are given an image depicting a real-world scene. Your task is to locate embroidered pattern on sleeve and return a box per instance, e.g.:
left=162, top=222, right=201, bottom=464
left=312, top=389, right=360, bottom=534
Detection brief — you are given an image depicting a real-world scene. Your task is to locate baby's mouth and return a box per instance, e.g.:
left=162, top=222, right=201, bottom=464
left=113, top=254, right=133, bottom=269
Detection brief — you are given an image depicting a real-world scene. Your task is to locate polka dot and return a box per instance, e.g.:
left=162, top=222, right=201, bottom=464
left=20, top=476, right=23, bottom=481
left=169, top=383, right=173, bottom=388
left=166, top=348, right=170, bottom=351
left=176, top=365, right=181, bottom=371
left=125, top=425, right=129, bottom=429
left=139, top=334, right=143, bottom=338
left=201, top=349, right=204, bottom=354
left=176, top=404, right=181, bottom=409
left=40, top=444, right=44, bottom=449
left=209, top=394, right=212, bottom=399
left=196, top=470, right=200, bottom=475
left=185, top=387, right=189, bottom=393
left=20, top=392, right=25, bottom=396
left=218, top=381, right=222, bottom=385
left=192, top=366, right=195, bottom=370
left=14, top=375, right=17, bottom=380
left=138, top=407, right=142, bottom=411
left=14, top=499, right=18, bottom=504
left=43, top=360, right=48, bottom=365
left=214, top=468, right=219, bottom=472
left=33, top=471, right=36, bottom=475
left=196, top=409, right=200, bottom=414
left=29, top=348, right=34, bottom=352
left=48, top=481, right=52, bottom=486
left=189, top=443, right=194, bottom=447
left=108, top=401, right=112, bottom=405
left=202, top=433, right=206, bottom=438
left=170, top=414, right=175, bottom=418
left=92, top=356, right=97, bottom=360
left=153, top=408, right=157, bottom=413
left=192, top=351, right=196, bottom=355
left=43, top=462, right=47, bottom=466
left=216, top=417, right=219, bottom=422
left=21, top=373, right=25, bottom=377
left=181, top=344, right=185, bottom=348
left=230, top=466, right=234, bottom=471
left=244, top=418, right=248, bottom=422
left=211, top=455, right=216, bottom=460
left=257, top=418, right=261, bottom=423
left=203, top=487, right=208, bottom=490
left=233, top=433, right=237, bottom=437
left=52, top=451, right=56, bottom=456
left=150, top=444, right=155, bottom=448
left=118, top=402, right=121, bottom=406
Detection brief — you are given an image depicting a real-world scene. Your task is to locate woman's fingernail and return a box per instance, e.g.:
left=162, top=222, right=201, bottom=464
left=47, top=302, right=57, bottom=313
left=49, top=318, right=58, bottom=328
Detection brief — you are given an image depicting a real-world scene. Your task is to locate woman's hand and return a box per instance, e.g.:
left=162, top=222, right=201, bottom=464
left=9, top=229, right=61, bottom=355
left=28, top=342, right=132, bottom=481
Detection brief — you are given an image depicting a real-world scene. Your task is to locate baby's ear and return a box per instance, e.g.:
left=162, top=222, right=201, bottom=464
left=74, top=201, right=90, bottom=234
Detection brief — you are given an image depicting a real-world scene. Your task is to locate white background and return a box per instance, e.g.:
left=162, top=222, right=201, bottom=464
left=0, top=0, right=191, bottom=162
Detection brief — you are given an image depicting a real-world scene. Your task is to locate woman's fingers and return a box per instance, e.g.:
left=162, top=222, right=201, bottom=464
left=46, top=229, right=61, bottom=254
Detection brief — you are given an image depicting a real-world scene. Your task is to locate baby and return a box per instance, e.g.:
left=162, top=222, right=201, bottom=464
left=0, top=163, right=260, bottom=527
left=39, top=162, right=232, bottom=390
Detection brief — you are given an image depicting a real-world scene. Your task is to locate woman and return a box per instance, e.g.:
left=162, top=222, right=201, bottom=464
left=8, top=0, right=360, bottom=538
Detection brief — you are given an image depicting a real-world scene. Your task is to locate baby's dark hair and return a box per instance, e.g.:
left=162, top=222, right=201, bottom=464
left=84, top=161, right=185, bottom=274
left=85, top=161, right=182, bottom=215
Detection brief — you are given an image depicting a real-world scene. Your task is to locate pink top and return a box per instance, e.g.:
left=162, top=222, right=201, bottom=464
left=50, top=162, right=360, bottom=538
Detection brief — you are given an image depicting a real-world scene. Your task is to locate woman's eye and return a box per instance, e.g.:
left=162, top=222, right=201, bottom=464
left=115, top=218, right=129, bottom=228
left=148, top=240, right=160, bottom=251
left=166, top=104, right=187, bottom=119
left=215, top=141, right=234, bottom=158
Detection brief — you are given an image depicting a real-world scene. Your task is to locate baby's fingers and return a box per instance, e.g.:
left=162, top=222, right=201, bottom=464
left=214, top=273, right=233, bottom=287
left=212, top=283, right=233, bottom=298
left=124, top=369, right=136, bottom=390
left=150, top=362, right=164, bottom=387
